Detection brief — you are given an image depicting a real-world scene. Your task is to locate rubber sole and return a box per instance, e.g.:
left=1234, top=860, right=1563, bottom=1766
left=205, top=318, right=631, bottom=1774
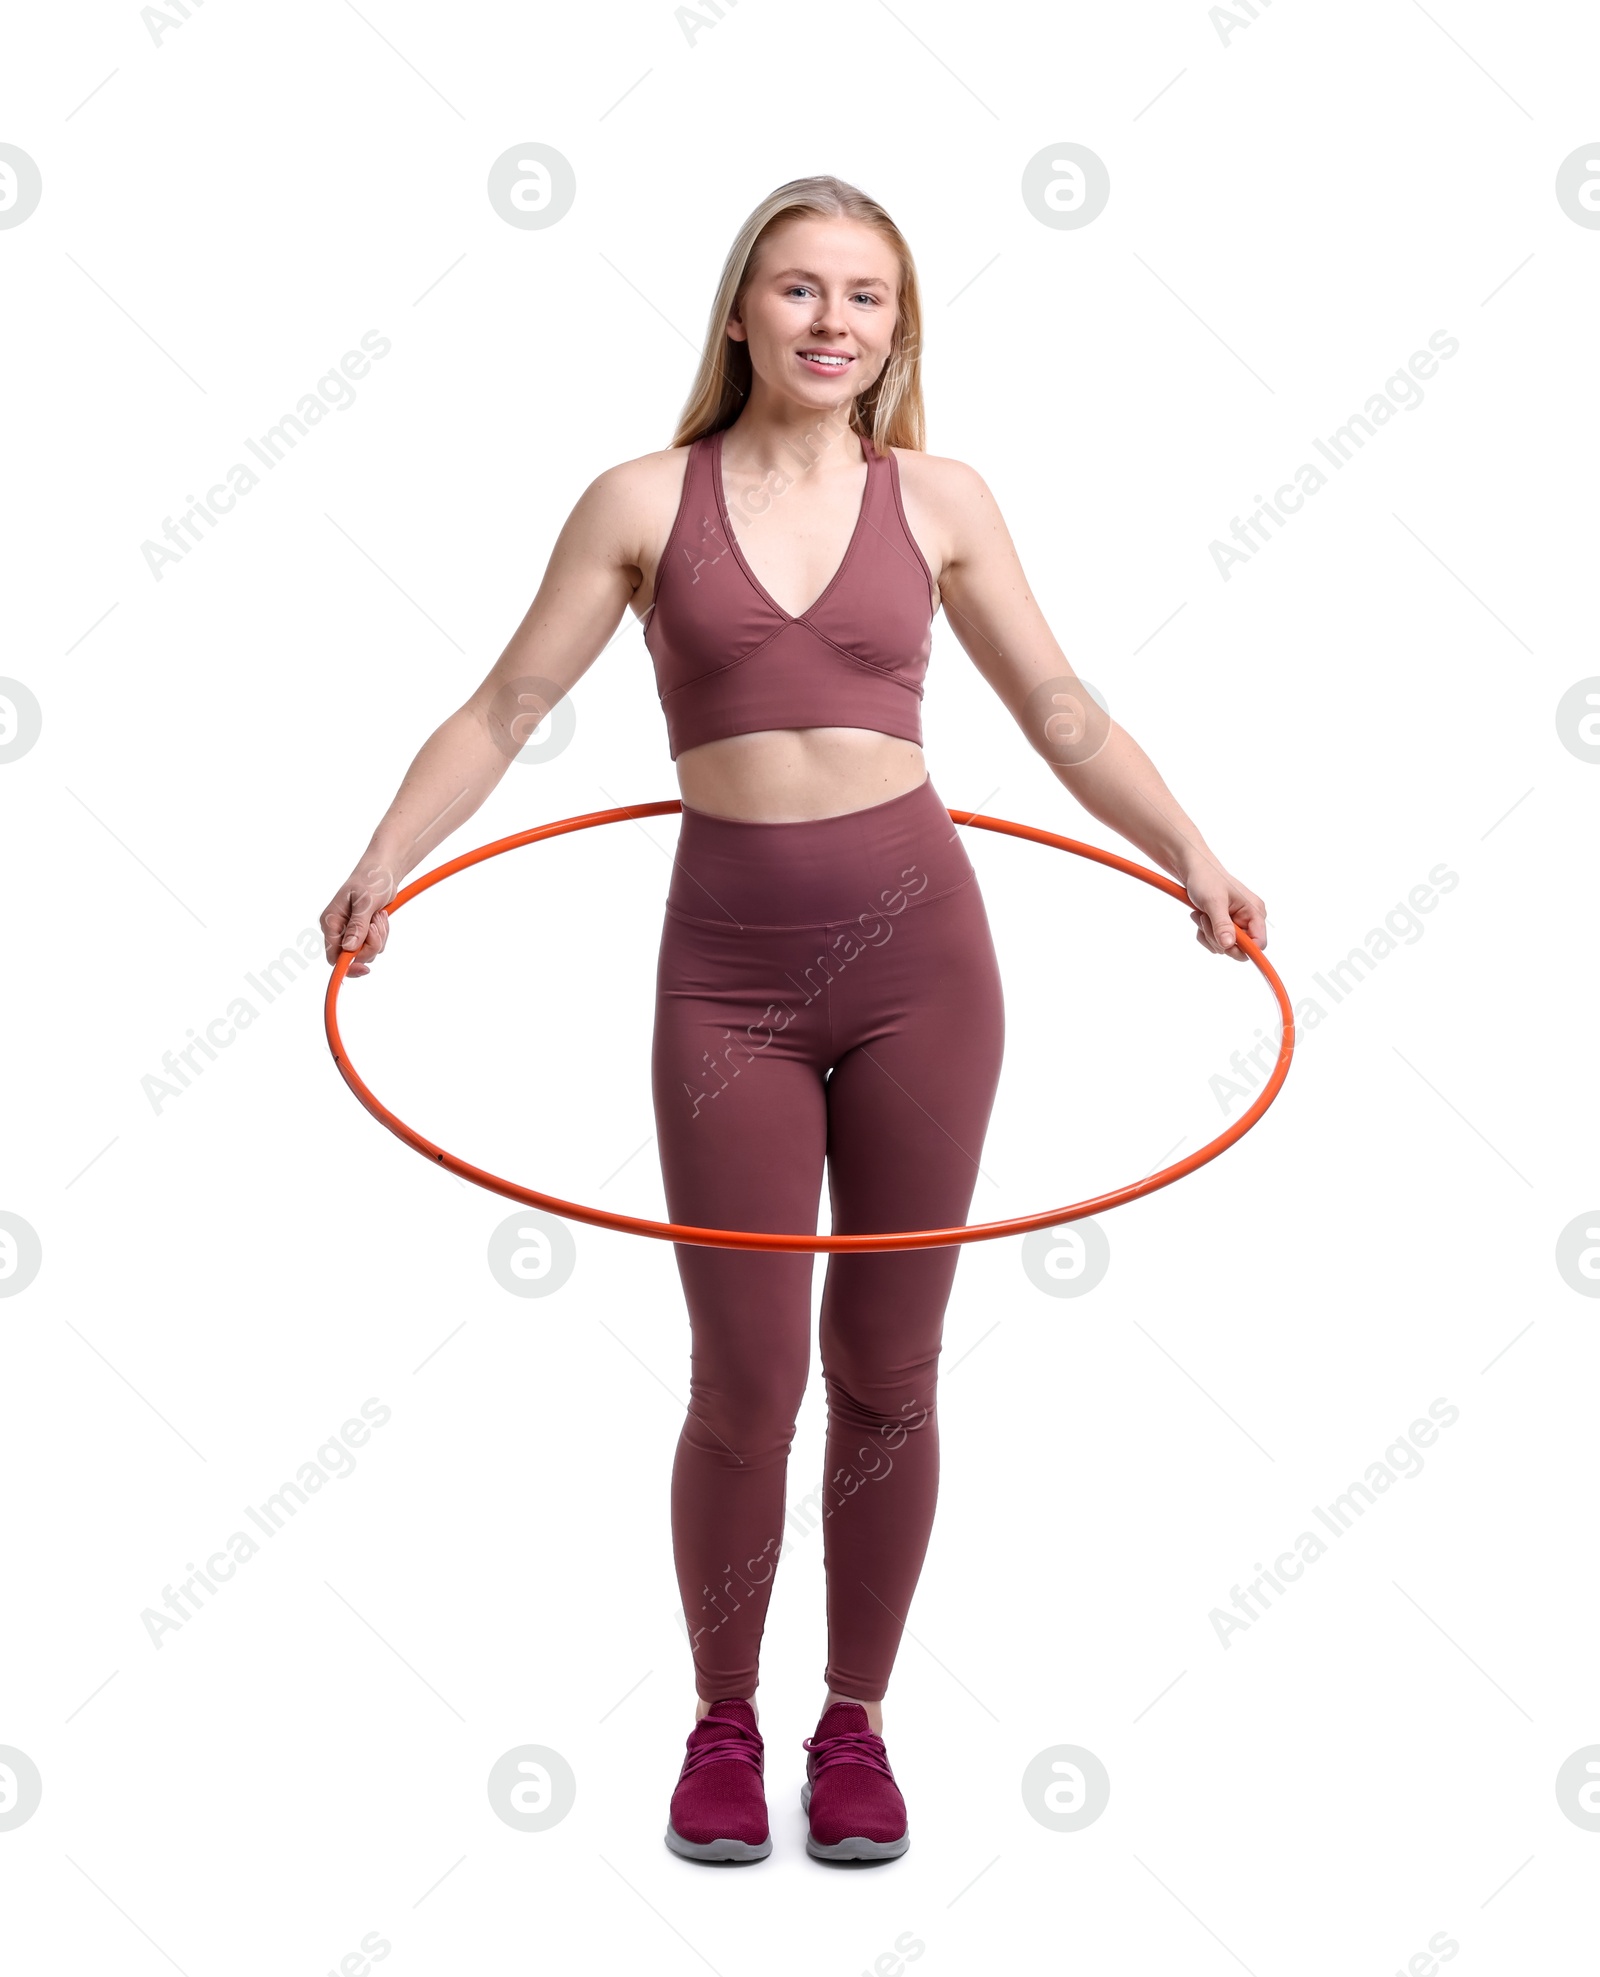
left=664, top=1822, right=772, bottom=1863
left=800, top=1779, right=910, bottom=1861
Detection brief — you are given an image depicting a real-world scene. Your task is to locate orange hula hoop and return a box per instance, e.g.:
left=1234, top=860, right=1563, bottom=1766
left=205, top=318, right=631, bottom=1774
left=324, top=800, right=1293, bottom=1253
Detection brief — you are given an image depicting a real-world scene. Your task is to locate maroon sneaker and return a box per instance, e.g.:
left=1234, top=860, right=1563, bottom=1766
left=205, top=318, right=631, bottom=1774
left=664, top=1698, right=772, bottom=1862
left=800, top=1701, right=910, bottom=1860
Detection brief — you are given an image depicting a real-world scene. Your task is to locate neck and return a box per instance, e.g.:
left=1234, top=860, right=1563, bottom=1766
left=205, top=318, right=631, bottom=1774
left=721, top=388, right=868, bottom=479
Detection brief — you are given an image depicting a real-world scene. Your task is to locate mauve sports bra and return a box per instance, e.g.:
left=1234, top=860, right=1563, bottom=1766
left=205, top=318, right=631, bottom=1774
left=642, top=425, right=937, bottom=760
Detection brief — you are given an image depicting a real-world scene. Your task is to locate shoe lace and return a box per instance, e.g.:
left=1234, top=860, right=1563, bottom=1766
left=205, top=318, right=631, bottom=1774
left=680, top=1715, right=765, bottom=1778
left=802, top=1727, right=895, bottom=1781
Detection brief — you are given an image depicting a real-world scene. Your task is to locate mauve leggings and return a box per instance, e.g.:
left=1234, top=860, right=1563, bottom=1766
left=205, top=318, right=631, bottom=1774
left=651, top=775, right=1005, bottom=1704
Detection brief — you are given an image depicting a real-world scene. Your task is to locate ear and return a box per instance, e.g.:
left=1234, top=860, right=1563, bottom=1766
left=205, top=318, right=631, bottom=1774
left=725, top=313, right=748, bottom=344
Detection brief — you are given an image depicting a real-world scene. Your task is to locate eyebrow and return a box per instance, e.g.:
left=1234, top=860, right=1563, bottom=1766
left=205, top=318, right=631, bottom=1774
left=767, top=266, right=891, bottom=290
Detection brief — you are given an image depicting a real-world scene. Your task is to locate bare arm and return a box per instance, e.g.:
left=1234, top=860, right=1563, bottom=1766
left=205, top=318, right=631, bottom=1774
left=321, top=460, right=648, bottom=972
left=927, top=457, right=1267, bottom=960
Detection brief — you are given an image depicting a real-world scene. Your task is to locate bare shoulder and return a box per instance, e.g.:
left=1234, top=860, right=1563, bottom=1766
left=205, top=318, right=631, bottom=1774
left=561, top=444, right=694, bottom=583
left=888, top=447, right=1004, bottom=530
left=887, top=447, right=994, bottom=507
left=589, top=443, right=693, bottom=499
left=887, top=449, right=1007, bottom=579
left=577, top=444, right=691, bottom=530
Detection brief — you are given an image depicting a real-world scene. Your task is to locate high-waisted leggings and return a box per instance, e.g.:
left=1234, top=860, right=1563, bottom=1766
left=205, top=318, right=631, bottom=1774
left=651, top=773, right=1005, bottom=1704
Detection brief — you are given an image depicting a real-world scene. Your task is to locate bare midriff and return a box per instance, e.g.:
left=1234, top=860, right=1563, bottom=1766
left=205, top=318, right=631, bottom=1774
left=674, top=726, right=928, bottom=823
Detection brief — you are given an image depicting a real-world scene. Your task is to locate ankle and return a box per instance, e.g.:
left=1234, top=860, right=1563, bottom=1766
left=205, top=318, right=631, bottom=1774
left=696, top=1693, right=758, bottom=1726
left=823, top=1688, right=883, bottom=1734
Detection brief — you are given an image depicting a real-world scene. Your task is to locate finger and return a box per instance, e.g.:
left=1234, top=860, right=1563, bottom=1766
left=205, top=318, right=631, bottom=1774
left=322, top=905, right=354, bottom=966
left=1224, top=903, right=1250, bottom=955
left=348, top=910, right=390, bottom=972
left=355, top=912, right=387, bottom=965
left=1193, top=898, right=1235, bottom=955
left=341, top=902, right=372, bottom=954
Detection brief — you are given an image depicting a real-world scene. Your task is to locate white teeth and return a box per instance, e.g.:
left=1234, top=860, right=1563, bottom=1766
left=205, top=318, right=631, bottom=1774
left=802, top=353, right=849, bottom=366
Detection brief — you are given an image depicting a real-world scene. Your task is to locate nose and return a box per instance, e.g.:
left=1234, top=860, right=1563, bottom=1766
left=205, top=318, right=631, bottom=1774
left=808, top=293, right=851, bottom=339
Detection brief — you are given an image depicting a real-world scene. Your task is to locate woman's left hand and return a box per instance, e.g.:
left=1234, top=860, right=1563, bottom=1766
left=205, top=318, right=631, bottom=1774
left=1182, top=857, right=1267, bottom=961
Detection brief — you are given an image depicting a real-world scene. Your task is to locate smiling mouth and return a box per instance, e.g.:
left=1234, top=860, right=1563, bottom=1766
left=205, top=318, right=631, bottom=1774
left=796, top=350, right=855, bottom=372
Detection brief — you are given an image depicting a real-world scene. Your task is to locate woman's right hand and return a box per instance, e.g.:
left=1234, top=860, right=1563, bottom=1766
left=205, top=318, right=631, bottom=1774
left=321, top=859, right=397, bottom=978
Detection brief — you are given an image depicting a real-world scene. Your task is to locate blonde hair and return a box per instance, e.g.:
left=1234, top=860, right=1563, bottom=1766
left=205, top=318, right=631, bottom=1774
left=669, top=175, right=926, bottom=456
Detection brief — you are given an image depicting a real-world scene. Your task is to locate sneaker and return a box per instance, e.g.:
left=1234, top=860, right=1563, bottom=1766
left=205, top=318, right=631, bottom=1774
left=800, top=1701, right=910, bottom=1861
left=664, top=1698, right=772, bottom=1862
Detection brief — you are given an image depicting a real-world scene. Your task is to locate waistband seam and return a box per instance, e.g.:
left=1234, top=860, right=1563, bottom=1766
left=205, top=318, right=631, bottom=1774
left=662, top=866, right=975, bottom=932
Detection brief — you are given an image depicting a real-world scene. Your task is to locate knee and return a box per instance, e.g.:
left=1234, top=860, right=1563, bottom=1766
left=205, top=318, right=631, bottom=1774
left=685, top=1366, right=808, bottom=1463
left=823, top=1368, right=935, bottom=1445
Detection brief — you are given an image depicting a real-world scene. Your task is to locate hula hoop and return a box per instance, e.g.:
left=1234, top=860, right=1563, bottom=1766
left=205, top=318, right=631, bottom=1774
left=324, top=800, right=1293, bottom=1253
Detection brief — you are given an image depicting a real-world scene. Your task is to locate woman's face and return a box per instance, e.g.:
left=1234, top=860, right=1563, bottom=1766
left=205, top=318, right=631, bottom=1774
left=728, top=213, right=901, bottom=415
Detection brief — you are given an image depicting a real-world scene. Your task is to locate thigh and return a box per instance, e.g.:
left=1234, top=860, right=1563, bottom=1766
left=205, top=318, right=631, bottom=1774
left=651, top=909, right=831, bottom=1389
left=817, top=879, right=1005, bottom=1383
left=823, top=877, right=1006, bottom=1238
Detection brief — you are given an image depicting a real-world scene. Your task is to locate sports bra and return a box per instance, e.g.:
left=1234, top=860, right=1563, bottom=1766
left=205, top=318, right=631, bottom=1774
left=642, top=425, right=937, bottom=760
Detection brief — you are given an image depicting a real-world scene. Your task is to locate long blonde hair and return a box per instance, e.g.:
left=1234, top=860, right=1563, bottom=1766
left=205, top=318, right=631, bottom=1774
left=669, top=175, right=926, bottom=455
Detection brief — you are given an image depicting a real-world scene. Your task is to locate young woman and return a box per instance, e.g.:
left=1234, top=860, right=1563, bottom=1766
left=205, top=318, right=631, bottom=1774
left=321, top=175, right=1266, bottom=1866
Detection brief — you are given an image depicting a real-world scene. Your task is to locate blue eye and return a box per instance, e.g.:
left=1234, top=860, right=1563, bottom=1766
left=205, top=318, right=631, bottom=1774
left=783, top=284, right=882, bottom=304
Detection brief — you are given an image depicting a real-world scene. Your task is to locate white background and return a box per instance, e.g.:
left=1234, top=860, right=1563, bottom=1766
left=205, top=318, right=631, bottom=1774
left=3, top=2, right=1596, bottom=1971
